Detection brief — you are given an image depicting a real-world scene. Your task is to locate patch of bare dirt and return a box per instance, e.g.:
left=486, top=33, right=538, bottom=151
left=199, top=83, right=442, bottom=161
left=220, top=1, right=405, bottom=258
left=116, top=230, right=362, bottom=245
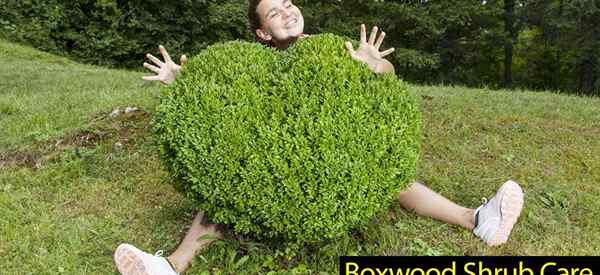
left=0, top=151, right=39, bottom=169
left=0, top=108, right=152, bottom=170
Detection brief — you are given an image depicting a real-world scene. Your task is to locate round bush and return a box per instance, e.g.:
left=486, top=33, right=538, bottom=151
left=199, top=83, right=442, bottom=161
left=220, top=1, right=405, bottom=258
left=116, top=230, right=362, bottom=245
left=153, top=34, right=421, bottom=243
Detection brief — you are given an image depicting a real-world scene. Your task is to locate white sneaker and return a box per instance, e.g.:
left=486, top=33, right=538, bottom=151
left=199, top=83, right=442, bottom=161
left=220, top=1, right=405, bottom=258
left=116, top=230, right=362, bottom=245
left=473, top=180, right=524, bottom=246
left=114, top=244, right=179, bottom=275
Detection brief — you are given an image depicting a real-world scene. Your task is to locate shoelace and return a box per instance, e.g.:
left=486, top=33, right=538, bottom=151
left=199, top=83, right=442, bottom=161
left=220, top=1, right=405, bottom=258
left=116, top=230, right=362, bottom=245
left=154, top=250, right=179, bottom=273
left=473, top=197, right=489, bottom=229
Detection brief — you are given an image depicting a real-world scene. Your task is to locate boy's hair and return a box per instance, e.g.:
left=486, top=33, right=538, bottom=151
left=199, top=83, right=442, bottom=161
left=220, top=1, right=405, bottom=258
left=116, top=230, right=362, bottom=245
left=248, top=0, right=264, bottom=42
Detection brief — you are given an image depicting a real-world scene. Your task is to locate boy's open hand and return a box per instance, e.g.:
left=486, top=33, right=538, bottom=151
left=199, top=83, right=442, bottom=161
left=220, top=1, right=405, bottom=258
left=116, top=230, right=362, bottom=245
left=345, top=24, right=395, bottom=73
left=143, top=45, right=187, bottom=85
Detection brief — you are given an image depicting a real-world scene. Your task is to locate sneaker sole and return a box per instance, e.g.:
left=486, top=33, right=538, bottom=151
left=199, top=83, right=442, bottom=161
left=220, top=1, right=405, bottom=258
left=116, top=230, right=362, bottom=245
left=488, top=180, right=524, bottom=246
left=114, top=244, right=151, bottom=275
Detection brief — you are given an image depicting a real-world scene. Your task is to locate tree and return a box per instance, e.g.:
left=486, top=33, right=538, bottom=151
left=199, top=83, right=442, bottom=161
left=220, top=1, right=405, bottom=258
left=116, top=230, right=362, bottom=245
left=504, top=0, right=516, bottom=88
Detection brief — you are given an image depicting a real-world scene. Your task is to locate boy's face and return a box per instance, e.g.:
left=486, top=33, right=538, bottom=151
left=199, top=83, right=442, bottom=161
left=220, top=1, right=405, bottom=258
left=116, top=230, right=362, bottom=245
left=256, top=0, right=304, bottom=42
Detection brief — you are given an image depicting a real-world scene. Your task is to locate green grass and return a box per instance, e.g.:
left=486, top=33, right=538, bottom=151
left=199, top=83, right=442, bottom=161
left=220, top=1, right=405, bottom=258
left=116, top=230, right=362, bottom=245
left=1, top=39, right=599, bottom=274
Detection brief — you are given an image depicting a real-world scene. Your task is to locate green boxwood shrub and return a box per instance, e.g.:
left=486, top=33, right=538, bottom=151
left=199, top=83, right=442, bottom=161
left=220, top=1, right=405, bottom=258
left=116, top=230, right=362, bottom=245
left=153, top=34, right=421, bottom=243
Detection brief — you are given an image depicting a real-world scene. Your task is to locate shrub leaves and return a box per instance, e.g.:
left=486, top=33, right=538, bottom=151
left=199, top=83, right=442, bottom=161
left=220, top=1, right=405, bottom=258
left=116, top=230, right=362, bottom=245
left=154, top=34, right=421, bottom=244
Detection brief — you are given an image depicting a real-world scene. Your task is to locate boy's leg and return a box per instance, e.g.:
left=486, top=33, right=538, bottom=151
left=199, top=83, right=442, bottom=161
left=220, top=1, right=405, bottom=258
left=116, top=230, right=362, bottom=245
left=398, top=182, right=476, bottom=230
left=398, top=180, right=524, bottom=246
left=167, top=211, right=223, bottom=272
left=114, top=211, right=222, bottom=274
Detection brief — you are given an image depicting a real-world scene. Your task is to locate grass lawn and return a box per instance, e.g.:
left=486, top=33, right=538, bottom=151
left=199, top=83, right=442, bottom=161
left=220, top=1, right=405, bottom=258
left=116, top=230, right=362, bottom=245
left=1, top=39, right=599, bottom=274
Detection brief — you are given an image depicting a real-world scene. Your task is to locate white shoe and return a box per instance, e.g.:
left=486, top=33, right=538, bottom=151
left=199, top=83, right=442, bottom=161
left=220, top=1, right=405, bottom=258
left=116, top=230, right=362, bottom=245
left=114, top=244, right=179, bottom=275
left=473, top=180, right=524, bottom=246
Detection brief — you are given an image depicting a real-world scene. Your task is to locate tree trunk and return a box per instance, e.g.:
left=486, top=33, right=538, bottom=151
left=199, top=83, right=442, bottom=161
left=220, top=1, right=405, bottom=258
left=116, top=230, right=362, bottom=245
left=555, top=0, right=563, bottom=90
left=504, top=0, right=515, bottom=88
left=578, top=56, right=597, bottom=94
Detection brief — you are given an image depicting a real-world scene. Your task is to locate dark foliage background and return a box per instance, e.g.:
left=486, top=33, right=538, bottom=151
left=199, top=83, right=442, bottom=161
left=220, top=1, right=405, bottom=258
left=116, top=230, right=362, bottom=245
left=1, top=0, right=599, bottom=95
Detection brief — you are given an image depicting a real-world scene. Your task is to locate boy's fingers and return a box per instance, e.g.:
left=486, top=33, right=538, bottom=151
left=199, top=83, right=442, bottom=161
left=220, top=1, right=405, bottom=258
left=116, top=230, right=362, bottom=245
left=380, top=47, right=395, bottom=57
left=374, top=32, right=385, bottom=50
left=142, top=75, right=160, bottom=81
left=368, top=26, right=378, bottom=45
left=180, top=55, right=188, bottom=66
left=159, top=45, right=173, bottom=63
left=345, top=41, right=356, bottom=55
left=360, top=24, right=367, bottom=43
left=143, top=62, right=160, bottom=73
left=146, top=53, right=164, bottom=67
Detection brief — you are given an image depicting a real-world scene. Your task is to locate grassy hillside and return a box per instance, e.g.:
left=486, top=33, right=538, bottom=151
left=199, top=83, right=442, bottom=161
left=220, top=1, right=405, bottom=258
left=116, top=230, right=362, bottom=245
left=1, top=39, right=599, bottom=274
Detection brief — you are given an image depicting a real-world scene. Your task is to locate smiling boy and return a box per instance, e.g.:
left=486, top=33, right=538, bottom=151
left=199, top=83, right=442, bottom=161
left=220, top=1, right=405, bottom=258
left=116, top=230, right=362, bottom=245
left=114, top=1, right=524, bottom=274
